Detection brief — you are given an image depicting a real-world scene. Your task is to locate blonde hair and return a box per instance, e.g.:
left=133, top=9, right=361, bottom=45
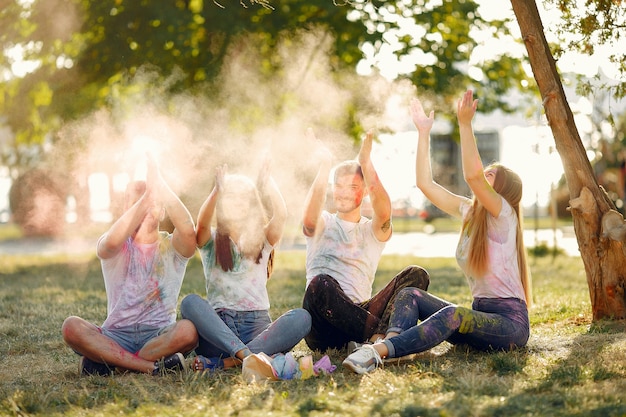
left=462, top=164, right=532, bottom=308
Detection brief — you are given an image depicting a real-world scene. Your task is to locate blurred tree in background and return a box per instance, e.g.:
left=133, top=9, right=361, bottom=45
left=1, top=0, right=625, bottom=315
left=546, top=0, right=626, bottom=100
left=0, top=0, right=532, bottom=179
left=0, top=0, right=624, bottom=236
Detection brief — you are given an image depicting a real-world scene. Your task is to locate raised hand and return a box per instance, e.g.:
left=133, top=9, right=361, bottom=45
left=456, top=89, right=478, bottom=125
left=256, top=154, right=271, bottom=193
left=410, top=98, right=434, bottom=134
left=215, top=164, right=227, bottom=192
left=358, top=130, right=374, bottom=167
left=145, top=152, right=163, bottom=202
left=307, top=127, right=333, bottom=166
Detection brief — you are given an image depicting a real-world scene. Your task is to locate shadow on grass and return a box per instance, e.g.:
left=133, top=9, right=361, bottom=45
left=480, top=320, right=626, bottom=417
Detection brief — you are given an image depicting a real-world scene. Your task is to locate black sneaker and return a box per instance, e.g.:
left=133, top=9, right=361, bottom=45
left=80, top=356, right=115, bottom=376
left=153, top=352, right=185, bottom=375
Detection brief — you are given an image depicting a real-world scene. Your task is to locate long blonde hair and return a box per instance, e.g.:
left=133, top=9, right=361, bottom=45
left=462, top=164, right=532, bottom=308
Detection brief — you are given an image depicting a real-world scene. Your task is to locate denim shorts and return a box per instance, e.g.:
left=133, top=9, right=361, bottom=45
left=99, top=323, right=173, bottom=354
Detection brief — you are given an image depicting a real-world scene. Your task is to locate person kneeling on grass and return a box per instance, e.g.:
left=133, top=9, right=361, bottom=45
left=343, top=91, right=532, bottom=374
left=61, top=155, right=199, bottom=376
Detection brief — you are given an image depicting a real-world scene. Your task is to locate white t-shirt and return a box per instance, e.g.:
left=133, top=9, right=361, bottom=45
left=198, top=232, right=273, bottom=311
left=305, top=211, right=387, bottom=303
left=100, top=232, right=190, bottom=330
left=455, top=198, right=526, bottom=301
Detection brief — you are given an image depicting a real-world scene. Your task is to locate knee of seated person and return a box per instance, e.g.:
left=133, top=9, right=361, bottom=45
left=296, top=309, right=312, bottom=332
left=396, top=265, right=430, bottom=289
left=61, top=315, right=77, bottom=332
left=175, top=319, right=199, bottom=346
left=406, top=265, right=430, bottom=282
left=287, top=308, right=312, bottom=323
left=291, top=307, right=309, bottom=317
left=397, top=286, right=425, bottom=298
left=61, top=316, right=82, bottom=342
left=415, top=265, right=430, bottom=279
left=307, top=274, right=336, bottom=292
left=403, top=264, right=427, bottom=274
left=438, top=304, right=461, bottom=319
left=180, top=293, right=201, bottom=316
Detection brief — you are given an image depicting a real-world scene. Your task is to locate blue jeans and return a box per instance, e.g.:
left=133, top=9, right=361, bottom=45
left=383, top=288, right=529, bottom=358
left=180, top=294, right=311, bottom=359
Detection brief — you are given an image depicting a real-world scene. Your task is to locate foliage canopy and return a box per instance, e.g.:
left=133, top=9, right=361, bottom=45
left=1, top=0, right=534, bottom=176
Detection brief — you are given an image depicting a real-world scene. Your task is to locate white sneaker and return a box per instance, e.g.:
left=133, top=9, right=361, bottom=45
left=342, top=344, right=383, bottom=374
left=346, top=337, right=383, bottom=353
left=346, top=340, right=366, bottom=353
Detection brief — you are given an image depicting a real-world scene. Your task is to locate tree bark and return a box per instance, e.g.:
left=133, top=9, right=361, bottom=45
left=510, top=0, right=626, bottom=320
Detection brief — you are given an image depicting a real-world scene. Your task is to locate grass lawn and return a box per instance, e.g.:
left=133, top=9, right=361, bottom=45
left=1, top=235, right=625, bottom=416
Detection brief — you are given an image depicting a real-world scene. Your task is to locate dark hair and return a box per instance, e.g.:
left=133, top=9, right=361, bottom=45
left=214, top=175, right=265, bottom=272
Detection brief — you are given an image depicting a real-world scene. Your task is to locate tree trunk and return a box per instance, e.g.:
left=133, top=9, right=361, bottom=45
left=510, top=0, right=626, bottom=320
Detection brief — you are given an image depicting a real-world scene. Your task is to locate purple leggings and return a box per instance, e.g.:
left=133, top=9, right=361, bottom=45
left=302, top=265, right=430, bottom=352
left=383, top=288, right=530, bottom=358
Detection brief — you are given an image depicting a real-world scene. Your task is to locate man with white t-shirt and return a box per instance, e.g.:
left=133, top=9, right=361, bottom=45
left=301, top=129, right=430, bottom=352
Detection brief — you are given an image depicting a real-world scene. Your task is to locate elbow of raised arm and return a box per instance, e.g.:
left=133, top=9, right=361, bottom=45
left=178, top=225, right=197, bottom=243
left=463, top=170, right=483, bottom=185
left=195, top=224, right=211, bottom=245
left=463, top=172, right=488, bottom=196
left=274, top=197, right=288, bottom=220
left=271, top=207, right=289, bottom=231
left=302, top=215, right=318, bottom=236
left=374, top=198, right=392, bottom=221
left=173, top=213, right=196, bottom=238
left=97, top=235, right=121, bottom=259
left=415, top=177, right=427, bottom=192
left=416, top=179, right=436, bottom=197
left=302, top=217, right=315, bottom=231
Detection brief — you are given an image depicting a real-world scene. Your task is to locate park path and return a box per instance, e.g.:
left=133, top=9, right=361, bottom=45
left=382, top=227, right=580, bottom=258
left=0, top=228, right=579, bottom=258
left=0, top=236, right=97, bottom=256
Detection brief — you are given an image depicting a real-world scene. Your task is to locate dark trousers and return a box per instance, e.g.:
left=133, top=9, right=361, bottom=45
left=302, top=265, right=430, bottom=352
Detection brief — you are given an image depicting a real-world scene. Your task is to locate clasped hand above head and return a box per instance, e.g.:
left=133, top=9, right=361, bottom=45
left=357, top=130, right=374, bottom=167
left=215, top=164, right=227, bottom=192
left=256, top=155, right=271, bottom=193
left=306, top=127, right=333, bottom=167
left=144, top=153, right=167, bottom=205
